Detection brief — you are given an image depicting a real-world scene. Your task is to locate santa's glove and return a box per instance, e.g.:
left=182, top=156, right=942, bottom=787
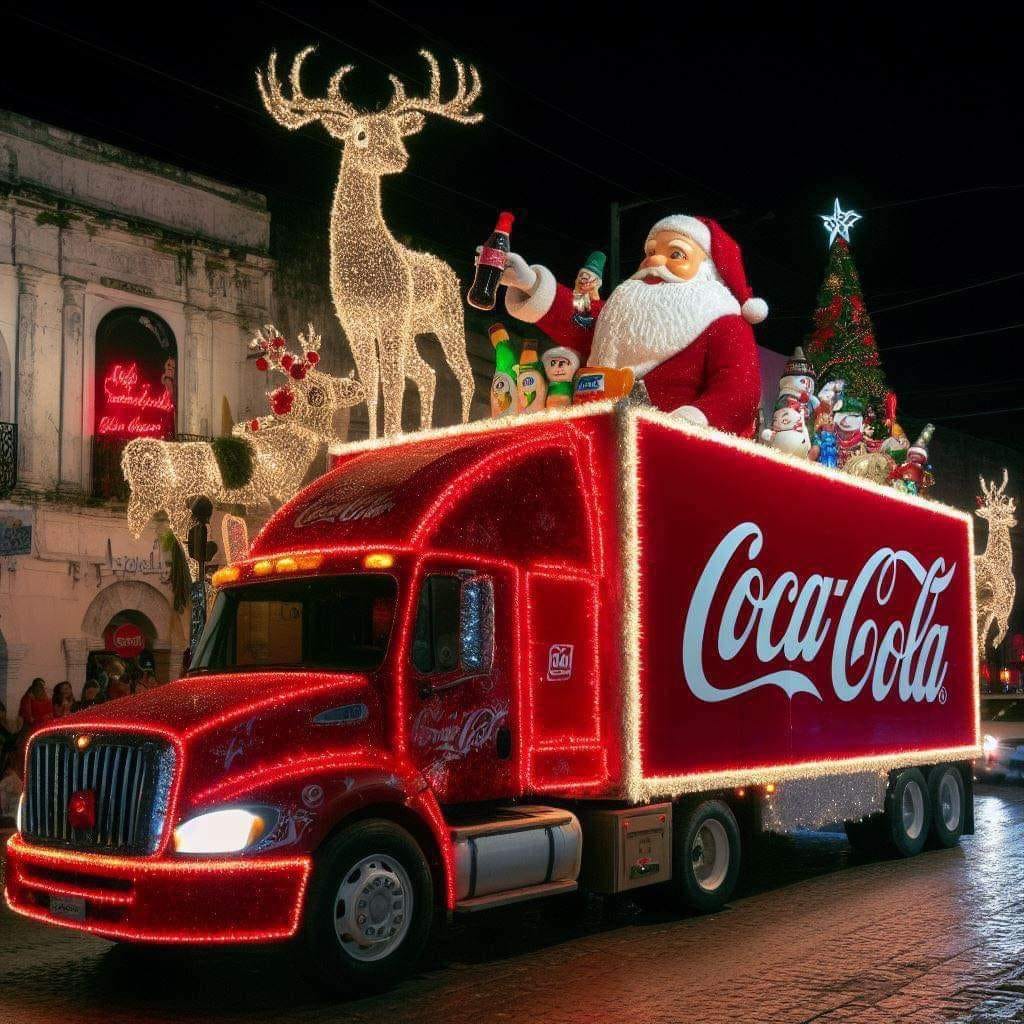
left=475, top=247, right=538, bottom=292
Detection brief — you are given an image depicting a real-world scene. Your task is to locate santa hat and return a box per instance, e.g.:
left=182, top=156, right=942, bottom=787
left=646, top=215, right=768, bottom=325
left=542, top=344, right=582, bottom=366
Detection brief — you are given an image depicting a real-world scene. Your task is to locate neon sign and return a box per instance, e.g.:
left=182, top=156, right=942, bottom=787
left=97, top=362, right=175, bottom=437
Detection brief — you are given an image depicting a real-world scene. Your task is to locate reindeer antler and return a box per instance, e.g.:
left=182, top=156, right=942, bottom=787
left=979, top=469, right=1015, bottom=510
left=257, top=48, right=358, bottom=130
left=384, top=50, right=483, bottom=124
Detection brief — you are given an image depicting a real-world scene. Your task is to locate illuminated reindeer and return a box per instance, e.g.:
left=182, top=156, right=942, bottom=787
left=258, top=48, right=480, bottom=437
left=975, top=469, right=1018, bottom=653
left=121, top=325, right=364, bottom=577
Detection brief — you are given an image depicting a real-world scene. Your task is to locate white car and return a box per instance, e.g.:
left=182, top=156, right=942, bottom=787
left=978, top=695, right=1024, bottom=780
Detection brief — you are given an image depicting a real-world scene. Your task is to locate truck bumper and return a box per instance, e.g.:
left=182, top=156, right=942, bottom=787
left=4, top=833, right=312, bottom=944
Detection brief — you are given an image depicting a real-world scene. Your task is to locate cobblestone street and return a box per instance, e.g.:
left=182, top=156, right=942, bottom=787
left=2, top=784, right=1023, bottom=1024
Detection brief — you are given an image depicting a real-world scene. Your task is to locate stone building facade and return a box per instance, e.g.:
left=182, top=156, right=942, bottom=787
left=0, top=110, right=275, bottom=722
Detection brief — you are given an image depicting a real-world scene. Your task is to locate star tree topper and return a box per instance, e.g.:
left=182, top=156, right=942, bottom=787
left=820, top=198, right=862, bottom=246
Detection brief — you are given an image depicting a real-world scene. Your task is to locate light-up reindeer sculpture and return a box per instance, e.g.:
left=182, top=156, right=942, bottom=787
left=258, top=48, right=480, bottom=437
left=975, top=469, right=1018, bottom=653
left=121, top=325, right=364, bottom=577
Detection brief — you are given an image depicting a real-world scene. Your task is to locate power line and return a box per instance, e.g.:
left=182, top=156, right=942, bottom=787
left=884, top=321, right=1024, bottom=353
left=866, top=184, right=1024, bottom=212
left=932, top=404, right=1024, bottom=422
left=258, top=0, right=648, bottom=200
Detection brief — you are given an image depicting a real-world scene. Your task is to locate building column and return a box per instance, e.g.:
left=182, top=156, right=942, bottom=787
left=58, top=278, right=87, bottom=492
left=15, top=266, right=43, bottom=487
left=3, top=642, right=30, bottom=729
left=62, top=636, right=91, bottom=697
left=183, top=305, right=212, bottom=436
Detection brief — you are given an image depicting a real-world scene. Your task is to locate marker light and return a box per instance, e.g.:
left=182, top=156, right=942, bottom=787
left=363, top=552, right=394, bottom=570
left=252, top=560, right=274, bottom=577
left=173, top=808, right=272, bottom=854
left=275, top=556, right=298, bottom=573
left=212, top=565, right=240, bottom=588
left=15, top=794, right=24, bottom=834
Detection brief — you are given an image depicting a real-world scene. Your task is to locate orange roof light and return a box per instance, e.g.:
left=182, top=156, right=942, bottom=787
left=363, top=552, right=395, bottom=570
left=296, top=553, right=323, bottom=571
left=211, top=565, right=241, bottom=588
left=252, top=559, right=274, bottom=576
left=275, top=557, right=298, bottom=573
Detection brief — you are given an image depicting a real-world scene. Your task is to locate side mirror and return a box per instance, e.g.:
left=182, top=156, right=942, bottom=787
left=459, top=575, right=494, bottom=675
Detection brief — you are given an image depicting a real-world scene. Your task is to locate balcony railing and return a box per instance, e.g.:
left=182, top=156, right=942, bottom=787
left=0, top=422, right=17, bottom=497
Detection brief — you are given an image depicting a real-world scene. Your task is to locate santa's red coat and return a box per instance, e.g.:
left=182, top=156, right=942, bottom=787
left=508, top=274, right=761, bottom=436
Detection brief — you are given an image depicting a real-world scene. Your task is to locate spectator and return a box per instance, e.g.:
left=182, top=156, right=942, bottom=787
left=52, top=682, right=74, bottom=719
left=73, top=680, right=101, bottom=712
left=0, top=750, right=22, bottom=824
left=106, top=673, right=131, bottom=701
left=18, top=679, right=52, bottom=733
left=136, top=668, right=160, bottom=693
left=15, top=679, right=52, bottom=781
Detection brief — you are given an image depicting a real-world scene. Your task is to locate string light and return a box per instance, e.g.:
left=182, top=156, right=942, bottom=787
left=121, top=324, right=364, bottom=578
left=258, top=47, right=481, bottom=438
left=975, top=469, right=1017, bottom=653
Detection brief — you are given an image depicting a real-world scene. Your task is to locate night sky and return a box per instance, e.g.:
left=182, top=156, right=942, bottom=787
left=3, top=4, right=1022, bottom=450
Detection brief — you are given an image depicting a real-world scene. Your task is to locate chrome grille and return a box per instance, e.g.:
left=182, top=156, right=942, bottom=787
left=23, top=734, right=174, bottom=855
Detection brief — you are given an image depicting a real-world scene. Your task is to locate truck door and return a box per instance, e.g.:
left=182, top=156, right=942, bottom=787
left=406, top=563, right=515, bottom=803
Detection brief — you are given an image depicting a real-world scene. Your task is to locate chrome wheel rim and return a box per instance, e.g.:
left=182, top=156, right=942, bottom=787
left=691, top=819, right=729, bottom=892
left=938, top=773, right=961, bottom=832
left=901, top=780, right=925, bottom=841
left=333, top=853, right=413, bottom=963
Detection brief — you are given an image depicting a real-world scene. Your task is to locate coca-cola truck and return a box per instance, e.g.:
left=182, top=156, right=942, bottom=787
left=5, top=405, right=979, bottom=993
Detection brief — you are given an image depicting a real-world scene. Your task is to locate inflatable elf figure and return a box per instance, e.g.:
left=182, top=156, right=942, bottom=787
left=488, top=323, right=518, bottom=417
left=888, top=423, right=935, bottom=495
left=571, top=251, right=605, bottom=330
left=542, top=344, right=580, bottom=408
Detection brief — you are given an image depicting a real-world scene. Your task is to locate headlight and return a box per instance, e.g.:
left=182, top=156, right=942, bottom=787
left=983, top=734, right=1001, bottom=756
left=15, top=794, right=24, bottom=834
left=173, top=807, right=276, bottom=854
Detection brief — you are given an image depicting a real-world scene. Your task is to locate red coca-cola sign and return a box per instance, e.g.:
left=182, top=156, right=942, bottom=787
left=104, top=623, right=146, bottom=657
left=635, top=419, right=978, bottom=780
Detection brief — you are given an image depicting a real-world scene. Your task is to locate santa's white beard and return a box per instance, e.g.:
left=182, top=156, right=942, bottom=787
left=590, top=260, right=740, bottom=377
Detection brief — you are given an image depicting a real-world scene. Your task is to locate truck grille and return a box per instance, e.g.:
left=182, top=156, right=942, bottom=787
left=22, top=734, right=175, bottom=855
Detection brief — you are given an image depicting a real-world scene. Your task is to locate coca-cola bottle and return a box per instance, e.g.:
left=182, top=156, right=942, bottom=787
left=467, top=211, right=515, bottom=311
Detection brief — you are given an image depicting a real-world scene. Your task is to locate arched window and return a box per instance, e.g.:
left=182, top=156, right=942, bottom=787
left=92, top=308, right=177, bottom=499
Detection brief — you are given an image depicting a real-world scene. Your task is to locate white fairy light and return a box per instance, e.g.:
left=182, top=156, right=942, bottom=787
left=820, top=198, right=862, bottom=246
left=121, top=324, right=364, bottom=579
left=975, top=470, right=1017, bottom=654
left=258, top=48, right=482, bottom=438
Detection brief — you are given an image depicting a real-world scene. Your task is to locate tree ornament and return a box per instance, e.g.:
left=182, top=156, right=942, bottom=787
left=250, top=419, right=260, bottom=431
left=290, top=364, right=307, bottom=381
left=819, top=198, right=862, bottom=246
left=272, top=336, right=287, bottom=348
left=975, top=470, right=1018, bottom=654
left=281, top=353, right=294, bottom=370
left=255, top=357, right=269, bottom=372
left=307, top=351, right=320, bottom=365
left=258, top=47, right=482, bottom=437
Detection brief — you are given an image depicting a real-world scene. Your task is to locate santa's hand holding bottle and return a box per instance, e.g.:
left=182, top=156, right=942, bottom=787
left=490, top=215, right=766, bottom=437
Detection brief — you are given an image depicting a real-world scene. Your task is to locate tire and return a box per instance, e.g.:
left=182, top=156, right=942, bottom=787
left=928, top=764, right=966, bottom=848
left=671, top=799, right=741, bottom=913
left=299, top=819, right=434, bottom=996
left=886, top=768, right=932, bottom=858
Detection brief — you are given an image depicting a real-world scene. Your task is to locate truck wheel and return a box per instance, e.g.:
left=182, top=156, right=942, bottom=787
left=887, top=768, right=931, bottom=857
left=671, top=800, right=741, bottom=913
left=300, top=819, right=434, bottom=995
left=928, top=765, right=965, bottom=847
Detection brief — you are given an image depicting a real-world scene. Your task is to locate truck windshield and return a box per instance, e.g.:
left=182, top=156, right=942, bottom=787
left=190, top=574, right=397, bottom=673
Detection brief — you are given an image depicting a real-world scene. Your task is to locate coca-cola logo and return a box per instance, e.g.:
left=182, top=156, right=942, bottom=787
left=104, top=623, right=146, bottom=657
left=412, top=702, right=508, bottom=761
left=682, top=522, right=956, bottom=705
left=293, top=488, right=395, bottom=528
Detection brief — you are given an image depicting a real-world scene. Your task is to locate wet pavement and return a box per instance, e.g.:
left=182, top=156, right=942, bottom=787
left=2, top=783, right=1023, bottom=1024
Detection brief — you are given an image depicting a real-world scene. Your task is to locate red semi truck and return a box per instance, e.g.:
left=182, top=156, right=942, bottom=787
left=5, top=404, right=980, bottom=993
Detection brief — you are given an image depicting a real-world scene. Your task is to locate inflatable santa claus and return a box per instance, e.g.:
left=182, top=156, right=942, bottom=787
left=497, top=215, right=766, bottom=436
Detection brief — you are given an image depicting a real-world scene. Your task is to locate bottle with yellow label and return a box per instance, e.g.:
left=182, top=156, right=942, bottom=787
left=516, top=346, right=547, bottom=413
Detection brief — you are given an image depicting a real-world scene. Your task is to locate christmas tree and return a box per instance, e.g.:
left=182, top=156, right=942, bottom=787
left=805, top=237, right=890, bottom=410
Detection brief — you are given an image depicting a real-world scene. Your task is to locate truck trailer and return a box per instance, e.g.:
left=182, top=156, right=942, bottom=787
left=5, top=403, right=980, bottom=992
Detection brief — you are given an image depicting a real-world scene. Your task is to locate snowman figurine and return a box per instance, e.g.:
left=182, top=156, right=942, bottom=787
left=761, top=397, right=813, bottom=458
left=777, top=346, right=819, bottom=423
